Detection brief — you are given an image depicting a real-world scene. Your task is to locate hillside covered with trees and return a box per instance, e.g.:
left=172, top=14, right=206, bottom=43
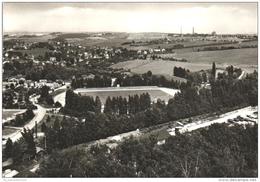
left=38, top=123, right=258, bottom=177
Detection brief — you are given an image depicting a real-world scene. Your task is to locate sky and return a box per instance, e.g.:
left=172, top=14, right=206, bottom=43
left=3, top=3, right=258, bottom=34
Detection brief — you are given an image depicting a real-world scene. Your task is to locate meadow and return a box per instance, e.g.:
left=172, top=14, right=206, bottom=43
left=112, top=59, right=212, bottom=75
left=177, top=48, right=257, bottom=65
left=2, top=127, right=19, bottom=136
left=112, top=47, right=258, bottom=74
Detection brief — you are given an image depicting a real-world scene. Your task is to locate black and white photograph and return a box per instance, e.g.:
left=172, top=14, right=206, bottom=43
left=1, top=2, right=258, bottom=179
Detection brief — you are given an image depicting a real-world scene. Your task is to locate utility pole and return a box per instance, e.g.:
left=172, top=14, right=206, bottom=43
left=180, top=25, right=183, bottom=38
left=35, top=121, right=37, bottom=138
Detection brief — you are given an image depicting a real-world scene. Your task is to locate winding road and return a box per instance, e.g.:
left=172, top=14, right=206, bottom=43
left=3, top=104, right=46, bottom=144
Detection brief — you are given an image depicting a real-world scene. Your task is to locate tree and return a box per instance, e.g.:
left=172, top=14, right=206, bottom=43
left=95, top=96, right=102, bottom=113
left=202, top=72, right=207, bottom=82
left=46, top=115, right=51, bottom=123
left=35, top=121, right=38, bottom=138
left=53, top=117, right=60, bottom=132
left=65, top=89, right=75, bottom=110
left=104, top=96, right=112, bottom=113
left=10, top=83, right=15, bottom=90
left=21, top=128, right=36, bottom=160
left=4, top=138, right=13, bottom=158
left=41, top=122, right=47, bottom=133
left=147, top=70, right=152, bottom=77
left=212, top=62, right=216, bottom=79
left=14, top=115, right=24, bottom=126
left=248, top=88, right=258, bottom=106
left=226, top=65, right=234, bottom=77
left=12, top=141, right=26, bottom=164
left=46, top=95, right=54, bottom=105
left=26, top=108, right=35, bottom=120
left=40, top=86, right=50, bottom=98
left=54, top=101, right=62, bottom=108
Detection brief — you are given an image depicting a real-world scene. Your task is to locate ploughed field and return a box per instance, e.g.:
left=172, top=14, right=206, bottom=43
left=112, top=48, right=257, bottom=74
left=74, top=86, right=179, bottom=104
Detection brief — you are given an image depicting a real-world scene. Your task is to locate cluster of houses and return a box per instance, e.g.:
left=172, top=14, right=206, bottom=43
left=4, top=77, right=63, bottom=91
left=3, top=40, right=127, bottom=68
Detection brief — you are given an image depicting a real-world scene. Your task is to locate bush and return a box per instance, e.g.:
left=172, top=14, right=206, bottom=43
left=54, top=101, right=62, bottom=108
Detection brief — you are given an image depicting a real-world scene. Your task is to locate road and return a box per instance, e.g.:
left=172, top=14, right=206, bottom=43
left=3, top=104, right=46, bottom=143
left=3, top=83, right=72, bottom=143
left=169, top=106, right=257, bottom=135
left=53, top=91, right=66, bottom=107
left=238, top=71, right=246, bottom=80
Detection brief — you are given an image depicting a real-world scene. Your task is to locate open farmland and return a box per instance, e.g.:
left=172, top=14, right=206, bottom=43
left=112, top=47, right=257, bottom=74
left=111, top=59, right=190, bottom=81
left=176, top=48, right=257, bottom=65
left=74, top=86, right=179, bottom=104
left=56, top=32, right=129, bottom=47
left=4, top=34, right=57, bottom=43
left=67, top=37, right=128, bottom=47
left=111, top=59, right=212, bottom=74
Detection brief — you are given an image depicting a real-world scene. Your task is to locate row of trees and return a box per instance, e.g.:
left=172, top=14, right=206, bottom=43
left=71, top=75, right=112, bottom=88
left=173, top=66, right=190, bottom=78
left=71, top=71, right=185, bottom=89
left=64, top=89, right=152, bottom=116
left=115, top=72, right=184, bottom=89
left=104, top=93, right=151, bottom=115
left=38, top=123, right=258, bottom=177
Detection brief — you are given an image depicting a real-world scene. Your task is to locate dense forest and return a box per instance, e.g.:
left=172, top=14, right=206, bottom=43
left=38, top=123, right=258, bottom=177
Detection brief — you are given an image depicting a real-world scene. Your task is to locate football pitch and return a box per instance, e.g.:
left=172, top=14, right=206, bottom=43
left=74, top=86, right=179, bottom=104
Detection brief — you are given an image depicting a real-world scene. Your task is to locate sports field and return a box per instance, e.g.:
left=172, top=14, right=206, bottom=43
left=74, top=86, right=179, bottom=104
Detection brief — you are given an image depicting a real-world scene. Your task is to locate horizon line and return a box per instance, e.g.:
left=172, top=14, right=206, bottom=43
left=4, top=31, right=258, bottom=35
